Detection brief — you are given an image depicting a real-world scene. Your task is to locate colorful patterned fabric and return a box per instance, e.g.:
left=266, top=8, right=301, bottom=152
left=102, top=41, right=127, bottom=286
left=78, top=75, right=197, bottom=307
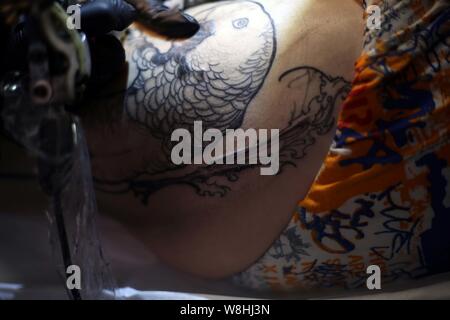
left=233, top=0, right=450, bottom=291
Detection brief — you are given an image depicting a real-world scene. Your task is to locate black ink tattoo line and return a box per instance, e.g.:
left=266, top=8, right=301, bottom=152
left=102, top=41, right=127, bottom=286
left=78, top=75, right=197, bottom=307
left=95, top=66, right=351, bottom=204
left=126, top=0, right=277, bottom=146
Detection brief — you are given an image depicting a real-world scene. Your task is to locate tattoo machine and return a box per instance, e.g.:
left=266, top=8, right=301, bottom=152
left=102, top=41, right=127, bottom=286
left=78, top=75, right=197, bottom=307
left=0, top=0, right=117, bottom=300
left=0, top=0, right=198, bottom=300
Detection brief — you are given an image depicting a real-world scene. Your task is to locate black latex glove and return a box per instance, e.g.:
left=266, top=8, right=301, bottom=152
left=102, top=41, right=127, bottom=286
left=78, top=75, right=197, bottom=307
left=80, top=0, right=200, bottom=38
left=79, top=0, right=200, bottom=92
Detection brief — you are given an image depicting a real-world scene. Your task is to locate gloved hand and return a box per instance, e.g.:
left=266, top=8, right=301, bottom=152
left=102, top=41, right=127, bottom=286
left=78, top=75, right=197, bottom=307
left=79, top=0, right=200, bottom=38
left=0, top=0, right=200, bottom=73
left=81, top=0, right=198, bottom=99
left=0, top=0, right=201, bottom=118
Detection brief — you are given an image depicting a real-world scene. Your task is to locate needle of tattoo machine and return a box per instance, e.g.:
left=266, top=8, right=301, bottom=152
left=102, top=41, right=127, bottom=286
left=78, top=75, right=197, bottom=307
left=80, top=0, right=200, bottom=39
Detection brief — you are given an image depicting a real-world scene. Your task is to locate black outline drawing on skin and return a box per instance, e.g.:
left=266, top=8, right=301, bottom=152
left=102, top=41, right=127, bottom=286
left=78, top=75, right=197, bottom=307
left=95, top=66, right=351, bottom=204
left=125, top=0, right=277, bottom=150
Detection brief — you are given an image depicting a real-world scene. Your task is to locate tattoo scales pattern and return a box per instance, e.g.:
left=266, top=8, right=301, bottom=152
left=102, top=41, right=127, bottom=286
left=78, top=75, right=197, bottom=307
left=95, top=66, right=351, bottom=203
left=125, top=0, right=277, bottom=144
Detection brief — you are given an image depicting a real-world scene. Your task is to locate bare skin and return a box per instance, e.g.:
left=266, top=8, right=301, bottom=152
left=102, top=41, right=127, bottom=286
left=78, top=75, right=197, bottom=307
left=0, top=0, right=364, bottom=279
left=81, top=0, right=365, bottom=278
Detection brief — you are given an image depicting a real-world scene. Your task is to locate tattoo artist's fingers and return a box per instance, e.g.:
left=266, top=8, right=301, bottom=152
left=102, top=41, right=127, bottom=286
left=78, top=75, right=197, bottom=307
left=80, top=0, right=199, bottom=39
left=80, top=0, right=137, bottom=36
left=123, top=0, right=200, bottom=39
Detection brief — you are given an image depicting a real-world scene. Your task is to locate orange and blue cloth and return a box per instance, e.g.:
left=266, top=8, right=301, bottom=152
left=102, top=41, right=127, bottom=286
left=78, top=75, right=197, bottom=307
left=234, top=0, right=450, bottom=290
